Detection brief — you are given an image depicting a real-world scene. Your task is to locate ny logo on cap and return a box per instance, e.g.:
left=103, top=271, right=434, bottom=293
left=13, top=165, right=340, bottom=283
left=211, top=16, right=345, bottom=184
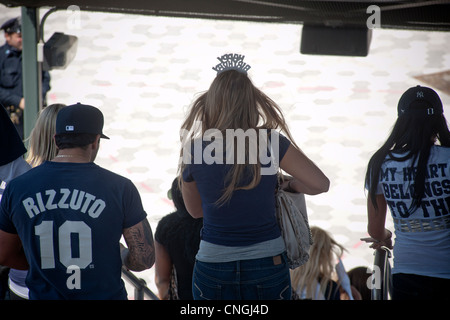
left=417, top=91, right=424, bottom=98
left=66, top=125, right=74, bottom=131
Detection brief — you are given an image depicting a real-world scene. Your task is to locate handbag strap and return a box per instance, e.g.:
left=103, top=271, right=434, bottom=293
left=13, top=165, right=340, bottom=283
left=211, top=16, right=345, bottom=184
left=277, top=174, right=295, bottom=193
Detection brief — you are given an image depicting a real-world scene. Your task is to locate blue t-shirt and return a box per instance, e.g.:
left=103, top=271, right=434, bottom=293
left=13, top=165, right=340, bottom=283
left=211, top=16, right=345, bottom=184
left=182, top=131, right=291, bottom=246
left=0, top=161, right=147, bottom=299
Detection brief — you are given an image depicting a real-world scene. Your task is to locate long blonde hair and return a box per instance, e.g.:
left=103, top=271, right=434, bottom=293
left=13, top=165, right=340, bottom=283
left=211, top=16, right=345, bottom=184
left=290, top=226, right=346, bottom=299
left=179, top=70, right=297, bottom=205
left=26, top=103, right=65, bottom=167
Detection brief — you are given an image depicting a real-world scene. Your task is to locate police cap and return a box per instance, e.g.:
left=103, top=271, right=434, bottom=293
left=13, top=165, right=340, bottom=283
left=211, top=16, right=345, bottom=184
left=1, top=17, right=21, bottom=34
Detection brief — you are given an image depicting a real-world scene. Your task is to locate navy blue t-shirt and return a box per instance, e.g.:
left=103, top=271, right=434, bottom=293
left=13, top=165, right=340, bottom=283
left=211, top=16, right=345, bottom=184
left=182, top=131, right=291, bottom=246
left=0, top=161, right=147, bottom=299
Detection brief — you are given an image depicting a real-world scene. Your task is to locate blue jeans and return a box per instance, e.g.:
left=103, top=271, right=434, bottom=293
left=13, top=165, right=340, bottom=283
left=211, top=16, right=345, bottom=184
left=192, top=252, right=291, bottom=300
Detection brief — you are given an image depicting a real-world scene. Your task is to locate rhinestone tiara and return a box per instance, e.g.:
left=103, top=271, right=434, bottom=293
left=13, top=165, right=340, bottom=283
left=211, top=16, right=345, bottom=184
left=212, top=53, right=251, bottom=75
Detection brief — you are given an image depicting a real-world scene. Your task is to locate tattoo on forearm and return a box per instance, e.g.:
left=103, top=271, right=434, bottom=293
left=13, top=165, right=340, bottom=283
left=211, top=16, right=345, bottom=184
left=123, top=219, right=155, bottom=271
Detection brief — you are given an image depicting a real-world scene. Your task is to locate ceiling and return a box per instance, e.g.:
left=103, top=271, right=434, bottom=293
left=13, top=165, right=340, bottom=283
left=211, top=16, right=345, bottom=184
left=1, top=0, right=450, bottom=32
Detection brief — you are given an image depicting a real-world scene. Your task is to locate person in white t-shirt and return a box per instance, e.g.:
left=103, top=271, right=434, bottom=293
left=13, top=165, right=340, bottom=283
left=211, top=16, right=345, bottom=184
left=364, top=85, right=450, bottom=300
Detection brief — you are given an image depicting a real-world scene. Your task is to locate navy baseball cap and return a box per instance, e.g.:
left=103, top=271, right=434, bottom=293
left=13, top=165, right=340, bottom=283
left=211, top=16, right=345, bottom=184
left=397, top=85, right=443, bottom=117
left=56, top=103, right=110, bottom=139
left=1, top=17, right=21, bottom=34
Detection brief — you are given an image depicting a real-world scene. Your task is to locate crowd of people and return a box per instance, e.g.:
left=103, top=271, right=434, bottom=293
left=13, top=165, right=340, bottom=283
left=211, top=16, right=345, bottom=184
left=0, top=17, right=449, bottom=301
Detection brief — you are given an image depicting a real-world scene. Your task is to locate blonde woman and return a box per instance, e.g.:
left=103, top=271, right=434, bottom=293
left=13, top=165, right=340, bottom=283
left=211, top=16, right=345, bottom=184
left=7, top=103, right=64, bottom=300
left=179, top=54, right=329, bottom=300
left=291, top=226, right=346, bottom=300
left=26, top=103, right=65, bottom=167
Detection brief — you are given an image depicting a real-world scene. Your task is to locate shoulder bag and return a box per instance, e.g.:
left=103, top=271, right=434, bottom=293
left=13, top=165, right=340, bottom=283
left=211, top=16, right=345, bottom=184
left=275, top=184, right=313, bottom=269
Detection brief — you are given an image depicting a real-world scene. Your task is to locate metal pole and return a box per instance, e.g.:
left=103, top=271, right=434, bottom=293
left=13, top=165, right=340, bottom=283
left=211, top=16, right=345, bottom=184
left=121, top=267, right=159, bottom=300
left=134, top=286, right=144, bottom=300
left=20, top=6, right=42, bottom=143
left=371, top=247, right=391, bottom=300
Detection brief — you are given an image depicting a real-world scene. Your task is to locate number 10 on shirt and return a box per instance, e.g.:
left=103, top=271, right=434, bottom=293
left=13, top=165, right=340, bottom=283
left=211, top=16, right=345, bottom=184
left=34, top=220, right=93, bottom=270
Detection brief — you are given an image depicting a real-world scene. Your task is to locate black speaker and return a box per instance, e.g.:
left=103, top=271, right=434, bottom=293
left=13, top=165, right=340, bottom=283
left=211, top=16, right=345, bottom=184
left=43, top=32, right=78, bottom=71
left=300, top=24, right=372, bottom=57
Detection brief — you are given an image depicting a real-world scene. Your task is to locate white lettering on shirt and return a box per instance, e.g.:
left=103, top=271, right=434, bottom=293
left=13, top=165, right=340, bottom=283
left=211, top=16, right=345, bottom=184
left=22, top=188, right=106, bottom=219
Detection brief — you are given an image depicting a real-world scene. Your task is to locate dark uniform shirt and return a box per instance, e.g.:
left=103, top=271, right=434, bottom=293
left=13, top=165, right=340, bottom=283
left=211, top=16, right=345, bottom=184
left=0, top=161, right=147, bottom=300
left=0, top=42, right=51, bottom=138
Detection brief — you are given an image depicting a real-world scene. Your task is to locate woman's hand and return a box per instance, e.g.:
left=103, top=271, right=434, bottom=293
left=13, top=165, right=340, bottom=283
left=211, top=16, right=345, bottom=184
left=361, top=229, right=393, bottom=250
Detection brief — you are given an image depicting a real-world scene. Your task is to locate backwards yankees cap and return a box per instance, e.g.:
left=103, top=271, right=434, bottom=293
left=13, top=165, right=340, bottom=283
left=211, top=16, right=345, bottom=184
left=56, top=103, right=110, bottom=139
left=397, top=85, right=443, bottom=117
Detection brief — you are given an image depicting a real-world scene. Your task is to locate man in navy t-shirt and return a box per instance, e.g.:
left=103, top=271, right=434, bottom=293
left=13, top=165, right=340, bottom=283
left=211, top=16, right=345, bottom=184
left=0, top=103, right=155, bottom=299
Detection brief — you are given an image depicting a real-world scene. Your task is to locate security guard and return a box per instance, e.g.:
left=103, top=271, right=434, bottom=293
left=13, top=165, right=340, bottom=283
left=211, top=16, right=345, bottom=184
left=0, top=17, right=51, bottom=139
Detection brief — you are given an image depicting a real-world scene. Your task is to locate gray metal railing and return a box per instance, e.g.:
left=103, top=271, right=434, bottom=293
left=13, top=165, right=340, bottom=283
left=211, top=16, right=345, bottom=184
left=121, top=267, right=159, bottom=300
left=371, top=246, right=392, bottom=300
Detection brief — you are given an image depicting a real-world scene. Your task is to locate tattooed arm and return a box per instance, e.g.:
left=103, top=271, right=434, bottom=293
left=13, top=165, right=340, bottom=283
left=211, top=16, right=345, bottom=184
left=121, top=218, right=155, bottom=271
